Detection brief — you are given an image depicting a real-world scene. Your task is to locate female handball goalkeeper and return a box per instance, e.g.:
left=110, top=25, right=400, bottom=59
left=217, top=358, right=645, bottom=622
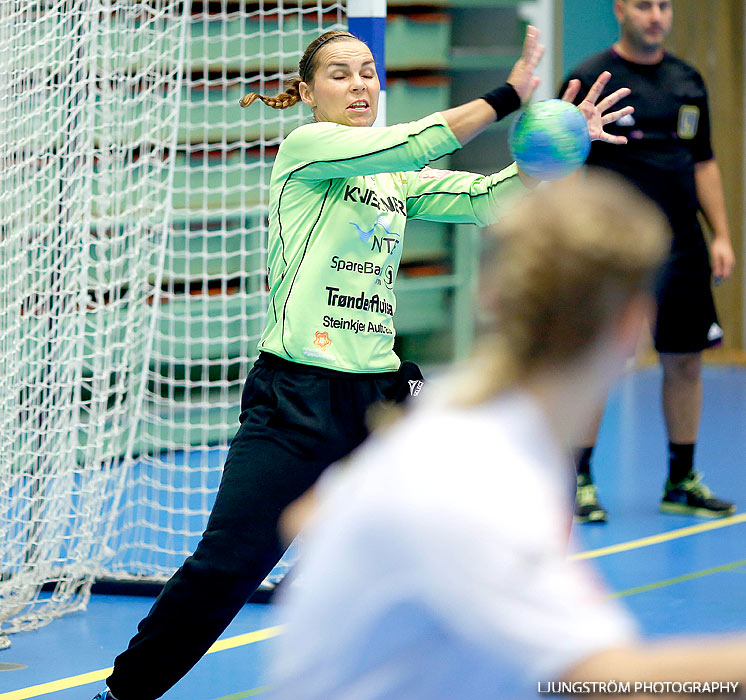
left=94, top=26, right=632, bottom=700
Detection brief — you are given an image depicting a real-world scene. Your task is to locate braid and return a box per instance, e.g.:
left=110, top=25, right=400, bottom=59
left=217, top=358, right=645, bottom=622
left=240, top=30, right=360, bottom=110
left=240, top=77, right=302, bottom=110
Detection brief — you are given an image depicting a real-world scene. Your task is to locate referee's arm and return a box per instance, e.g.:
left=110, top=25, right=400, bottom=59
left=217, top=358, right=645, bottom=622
left=695, top=158, right=736, bottom=281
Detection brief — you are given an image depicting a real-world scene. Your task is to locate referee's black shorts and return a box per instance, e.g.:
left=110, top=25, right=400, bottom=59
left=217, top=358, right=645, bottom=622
left=653, top=242, right=722, bottom=354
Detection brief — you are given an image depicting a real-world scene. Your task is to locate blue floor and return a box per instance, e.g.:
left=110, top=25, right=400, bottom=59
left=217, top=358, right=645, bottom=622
left=573, top=365, right=746, bottom=640
left=2, top=366, right=746, bottom=699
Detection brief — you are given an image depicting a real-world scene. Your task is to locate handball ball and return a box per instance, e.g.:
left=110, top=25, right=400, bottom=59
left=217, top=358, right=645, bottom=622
left=508, top=99, right=591, bottom=181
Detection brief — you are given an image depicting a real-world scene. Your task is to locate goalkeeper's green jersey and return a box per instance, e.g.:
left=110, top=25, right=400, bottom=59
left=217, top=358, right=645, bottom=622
left=258, top=112, right=527, bottom=373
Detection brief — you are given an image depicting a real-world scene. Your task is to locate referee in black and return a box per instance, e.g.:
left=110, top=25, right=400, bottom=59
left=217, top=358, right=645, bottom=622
left=560, top=0, right=736, bottom=523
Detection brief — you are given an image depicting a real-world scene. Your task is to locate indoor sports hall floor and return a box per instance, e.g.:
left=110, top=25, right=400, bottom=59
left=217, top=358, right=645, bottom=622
left=3, top=365, right=746, bottom=700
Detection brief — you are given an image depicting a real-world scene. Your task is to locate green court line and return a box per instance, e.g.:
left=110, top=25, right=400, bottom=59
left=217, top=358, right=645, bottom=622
left=610, top=558, right=746, bottom=599
left=211, top=686, right=271, bottom=700
left=571, top=512, right=746, bottom=561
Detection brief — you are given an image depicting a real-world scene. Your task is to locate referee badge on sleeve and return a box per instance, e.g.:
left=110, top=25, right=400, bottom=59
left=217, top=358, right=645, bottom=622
left=677, top=105, right=700, bottom=140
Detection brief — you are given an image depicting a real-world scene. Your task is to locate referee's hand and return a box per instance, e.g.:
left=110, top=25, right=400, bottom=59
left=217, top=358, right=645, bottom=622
left=710, top=237, right=735, bottom=284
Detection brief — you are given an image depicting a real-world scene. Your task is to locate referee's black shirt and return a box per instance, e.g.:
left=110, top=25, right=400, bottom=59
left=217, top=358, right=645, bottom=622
left=560, top=48, right=713, bottom=254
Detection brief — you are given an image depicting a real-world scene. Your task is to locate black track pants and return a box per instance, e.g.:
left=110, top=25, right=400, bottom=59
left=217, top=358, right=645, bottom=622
left=107, top=353, right=423, bottom=700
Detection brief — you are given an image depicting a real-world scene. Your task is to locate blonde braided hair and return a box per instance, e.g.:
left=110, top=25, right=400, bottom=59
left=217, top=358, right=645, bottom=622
left=239, top=77, right=302, bottom=110
left=240, top=30, right=359, bottom=111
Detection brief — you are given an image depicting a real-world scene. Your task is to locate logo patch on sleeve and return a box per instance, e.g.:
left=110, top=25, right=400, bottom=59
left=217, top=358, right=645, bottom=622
left=677, top=105, right=700, bottom=140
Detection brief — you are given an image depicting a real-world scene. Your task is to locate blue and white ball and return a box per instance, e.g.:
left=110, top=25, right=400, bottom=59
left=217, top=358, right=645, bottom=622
left=508, top=99, right=591, bottom=181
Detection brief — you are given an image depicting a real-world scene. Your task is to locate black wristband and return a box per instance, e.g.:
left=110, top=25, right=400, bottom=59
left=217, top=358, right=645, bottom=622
left=480, top=83, right=521, bottom=121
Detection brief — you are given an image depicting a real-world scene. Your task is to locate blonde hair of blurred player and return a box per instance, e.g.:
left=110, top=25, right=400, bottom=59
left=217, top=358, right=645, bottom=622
left=456, top=171, right=668, bottom=444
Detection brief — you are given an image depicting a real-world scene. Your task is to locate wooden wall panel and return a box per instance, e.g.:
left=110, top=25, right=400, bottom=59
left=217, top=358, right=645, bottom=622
left=668, top=1, right=745, bottom=356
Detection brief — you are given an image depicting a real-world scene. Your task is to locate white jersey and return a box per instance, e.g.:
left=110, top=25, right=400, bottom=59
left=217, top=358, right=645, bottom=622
left=268, top=391, right=638, bottom=699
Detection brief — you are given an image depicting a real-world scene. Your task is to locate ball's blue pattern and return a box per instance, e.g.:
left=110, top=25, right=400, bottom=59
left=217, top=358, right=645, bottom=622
left=508, top=99, right=591, bottom=180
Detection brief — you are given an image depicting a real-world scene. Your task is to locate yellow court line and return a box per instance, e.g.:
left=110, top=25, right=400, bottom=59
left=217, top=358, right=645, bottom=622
left=571, top=512, right=746, bottom=561
left=205, top=625, right=285, bottom=655
left=0, top=669, right=112, bottom=700
left=0, top=626, right=285, bottom=700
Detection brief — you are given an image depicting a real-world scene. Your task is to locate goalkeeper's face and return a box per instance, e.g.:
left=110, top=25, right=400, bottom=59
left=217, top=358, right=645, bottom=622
left=300, top=39, right=380, bottom=127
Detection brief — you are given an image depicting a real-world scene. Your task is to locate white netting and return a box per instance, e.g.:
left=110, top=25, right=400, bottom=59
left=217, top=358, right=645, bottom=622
left=0, top=0, right=344, bottom=643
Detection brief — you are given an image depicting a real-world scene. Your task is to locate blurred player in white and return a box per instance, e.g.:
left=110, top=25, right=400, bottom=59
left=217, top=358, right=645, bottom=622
left=267, top=175, right=746, bottom=699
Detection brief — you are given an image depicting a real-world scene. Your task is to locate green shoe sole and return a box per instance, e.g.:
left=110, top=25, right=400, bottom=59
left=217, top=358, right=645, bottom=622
left=573, top=511, right=608, bottom=524
left=659, top=501, right=736, bottom=518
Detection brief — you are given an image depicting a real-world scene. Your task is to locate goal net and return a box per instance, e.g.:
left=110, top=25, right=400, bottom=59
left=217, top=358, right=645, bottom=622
left=0, top=0, right=344, bottom=646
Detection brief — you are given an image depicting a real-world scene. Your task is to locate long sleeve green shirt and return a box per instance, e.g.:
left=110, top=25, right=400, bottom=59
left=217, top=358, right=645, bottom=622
left=258, top=112, right=526, bottom=372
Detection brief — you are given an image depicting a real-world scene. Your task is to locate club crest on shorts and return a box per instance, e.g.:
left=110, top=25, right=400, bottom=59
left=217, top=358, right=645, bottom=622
left=677, top=105, right=700, bottom=140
